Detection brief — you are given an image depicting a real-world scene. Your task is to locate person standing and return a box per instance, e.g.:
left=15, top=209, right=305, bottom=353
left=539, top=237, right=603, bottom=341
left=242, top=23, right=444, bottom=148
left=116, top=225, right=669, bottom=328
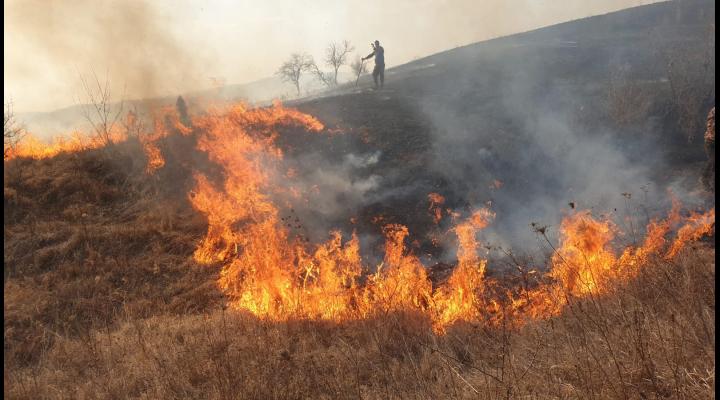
left=362, top=40, right=385, bottom=89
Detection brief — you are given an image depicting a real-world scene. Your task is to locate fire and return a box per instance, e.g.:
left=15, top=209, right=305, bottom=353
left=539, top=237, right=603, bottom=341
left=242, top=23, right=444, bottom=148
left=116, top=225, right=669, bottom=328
left=618, top=196, right=681, bottom=270
left=432, top=208, right=494, bottom=330
left=665, top=208, right=715, bottom=259
left=4, top=105, right=187, bottom=174
left=9, top=100, right=713, bottom=332
left=550, top=211, right=617, bottom=295
left=367, top=224, right=431, bottom=312
left=5, top=130, right=125, bottom=160
left=140, top=106, right=194, bottom=174
left=183, top=102, right=714, bottom=330
left=427, top=192, right=445, bottom=223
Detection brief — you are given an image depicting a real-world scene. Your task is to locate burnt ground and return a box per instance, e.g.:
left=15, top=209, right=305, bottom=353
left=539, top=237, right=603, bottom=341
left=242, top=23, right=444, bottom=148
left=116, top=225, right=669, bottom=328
left=266, top=0, right=716, bottom=270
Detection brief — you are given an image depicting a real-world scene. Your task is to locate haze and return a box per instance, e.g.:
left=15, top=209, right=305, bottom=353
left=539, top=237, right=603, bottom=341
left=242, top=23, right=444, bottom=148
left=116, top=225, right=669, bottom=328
left=4, top=0, right=659, bottom=113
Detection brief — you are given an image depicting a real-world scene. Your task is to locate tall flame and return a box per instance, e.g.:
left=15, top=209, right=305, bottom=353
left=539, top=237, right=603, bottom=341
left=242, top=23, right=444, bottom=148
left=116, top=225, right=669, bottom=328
left=550, top=211, right=617, bottom=296
left=184, top=103, right=715, bottom=331
left=8, top=101, right=713, bottom=332
left=432, top=208, right=494, bottom=329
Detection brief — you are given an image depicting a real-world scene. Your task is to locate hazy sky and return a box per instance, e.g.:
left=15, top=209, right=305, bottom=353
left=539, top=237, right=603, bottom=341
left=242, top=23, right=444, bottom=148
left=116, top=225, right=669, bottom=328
left=5, top=0, right=660, bottom=113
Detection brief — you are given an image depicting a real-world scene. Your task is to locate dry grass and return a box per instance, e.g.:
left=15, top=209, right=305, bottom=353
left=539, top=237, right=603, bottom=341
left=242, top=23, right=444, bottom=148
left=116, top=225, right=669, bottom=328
left=606, top=65, right=654, bottom=128
left=4, top=142, right=715, bottom=399
left=4, top=146, right=222, bottom=370
left=5, top=246, right=714, bottom=399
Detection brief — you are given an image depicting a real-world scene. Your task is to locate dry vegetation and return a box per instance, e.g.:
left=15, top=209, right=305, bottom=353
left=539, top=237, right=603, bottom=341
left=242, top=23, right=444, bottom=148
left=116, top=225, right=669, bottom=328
left=4, top=118, right=715, bottom=399
left=660, top=9, right=715, bottom=142
left=606, top=65, right=654, bottom=127
left=6, top=3, right=717, bottom=398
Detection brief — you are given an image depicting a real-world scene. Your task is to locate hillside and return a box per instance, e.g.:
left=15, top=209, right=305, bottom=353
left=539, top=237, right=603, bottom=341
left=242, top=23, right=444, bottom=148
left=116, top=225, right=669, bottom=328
left=17, top=74, right=353, bottom=140
left=4, top=1, right=715, bottom=399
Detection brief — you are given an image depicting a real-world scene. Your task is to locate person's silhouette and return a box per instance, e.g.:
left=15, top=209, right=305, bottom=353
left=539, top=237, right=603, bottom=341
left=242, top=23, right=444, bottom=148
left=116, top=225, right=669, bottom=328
left=362, top=40, right=385, bottom=89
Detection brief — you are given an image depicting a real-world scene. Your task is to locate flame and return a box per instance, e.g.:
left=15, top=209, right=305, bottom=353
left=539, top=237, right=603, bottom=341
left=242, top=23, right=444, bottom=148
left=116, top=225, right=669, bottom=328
left=550, top=211, right=617, bottom=296
left=5, top=131, right=125, bottom=160
left=665, top=208, right=715, bottom=259
left=184, top=102, right=713, bottom=330
left=367, top=224, right=432, bottom=313
left=515, top=203, right=714, bottom=323
left=189, top=102, right=368, bottom=320
left=9, top=101, right=713, bottom=332
left=139, top=106, right=194, bottom=174
left=427, top=192, right=445, bottom=224
left=432, top=208, right=494, bottom=330
left=618, top=196, right=682, bottom=270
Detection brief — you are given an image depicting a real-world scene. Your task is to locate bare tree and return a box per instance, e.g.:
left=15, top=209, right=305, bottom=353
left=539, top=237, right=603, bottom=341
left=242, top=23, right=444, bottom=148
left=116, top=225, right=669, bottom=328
left=78, top=70, right=125, bottom=146
left=308, top=57, right=334, bottom=88
left=350, top=56, right=368, bottom=87
left=277, top=53, right=314, bottom=96
left=4, top=102, right=26, bottom=159
left=324, top=40, right=354, bottom=85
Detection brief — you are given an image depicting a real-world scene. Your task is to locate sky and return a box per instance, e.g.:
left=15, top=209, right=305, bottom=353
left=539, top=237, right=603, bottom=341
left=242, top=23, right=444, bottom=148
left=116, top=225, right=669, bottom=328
left=4, top=0, right=661, bottom=113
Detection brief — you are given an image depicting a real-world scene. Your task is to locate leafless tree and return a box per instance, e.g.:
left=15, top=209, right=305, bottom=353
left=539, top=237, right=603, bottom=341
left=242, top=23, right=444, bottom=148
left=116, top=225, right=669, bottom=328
left=4, top=101, right=26, bottom=159
left=308, top=57, right=334, bottom=88
left=324, top=40, right=354, bottom=85
left=277, top=53, right=314, bottom=96
left=78, top=70, right=125, bottom=146
left=350, top=56, right=368, bottom=87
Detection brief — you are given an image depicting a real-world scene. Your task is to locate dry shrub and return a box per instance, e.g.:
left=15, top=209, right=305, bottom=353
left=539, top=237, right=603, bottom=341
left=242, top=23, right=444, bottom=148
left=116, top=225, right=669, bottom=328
left=4, top=245, right=714, bottom=399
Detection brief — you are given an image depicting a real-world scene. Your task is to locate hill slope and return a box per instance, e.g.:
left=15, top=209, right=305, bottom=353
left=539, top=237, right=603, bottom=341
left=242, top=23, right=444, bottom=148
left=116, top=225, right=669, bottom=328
left=4, top=1, right=715, bottom=399
left=290, top=0, right=714, bottom=250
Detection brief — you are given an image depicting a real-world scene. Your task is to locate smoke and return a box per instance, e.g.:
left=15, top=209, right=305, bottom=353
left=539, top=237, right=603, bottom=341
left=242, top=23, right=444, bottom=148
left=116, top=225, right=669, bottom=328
left=272, top=0, right=714, bottom=265
left=5, top=0, right=210, bottom=112
left=6, top=0, right=665, bottom=115
left=6, top=0, right=709, bottom=267
left=414, top=29, right=708, bottom=256
left=275, top=147, right=383, bottom=242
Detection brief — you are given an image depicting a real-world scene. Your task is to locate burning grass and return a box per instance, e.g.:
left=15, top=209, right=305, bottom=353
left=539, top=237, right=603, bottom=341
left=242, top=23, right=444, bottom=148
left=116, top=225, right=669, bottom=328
left=4, top=101, right=715, bottom=399
left=5, top=246, right=715, bottom=399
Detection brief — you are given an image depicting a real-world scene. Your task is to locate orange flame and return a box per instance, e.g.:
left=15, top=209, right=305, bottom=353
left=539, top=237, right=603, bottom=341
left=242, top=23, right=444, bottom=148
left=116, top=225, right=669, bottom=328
left=427, top=192, right=445, bottom=224
left=665, top=208, right=715, bottom=259
left=14, top=101, right=713, bottom=333
left=5, top=130, right=126, bottom=160
left=550, top=211, right=617, bottom=296
left=184, top=102, right=713, bottom=331
left=432, top=208, right=494, bottom=330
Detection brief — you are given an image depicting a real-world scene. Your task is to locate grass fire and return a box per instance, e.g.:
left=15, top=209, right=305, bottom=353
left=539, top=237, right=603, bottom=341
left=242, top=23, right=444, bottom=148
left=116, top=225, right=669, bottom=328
left=4, top=0, right=715, bottom=399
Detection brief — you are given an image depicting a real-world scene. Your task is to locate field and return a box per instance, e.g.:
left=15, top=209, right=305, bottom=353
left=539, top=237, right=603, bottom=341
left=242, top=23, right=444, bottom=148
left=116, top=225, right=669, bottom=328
left=4, top=1, right=715, bottom=399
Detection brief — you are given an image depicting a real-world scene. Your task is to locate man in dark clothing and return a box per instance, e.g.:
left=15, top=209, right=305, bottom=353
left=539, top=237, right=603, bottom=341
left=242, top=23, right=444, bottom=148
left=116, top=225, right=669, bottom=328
left=362, top=40, right=385, bottom=89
